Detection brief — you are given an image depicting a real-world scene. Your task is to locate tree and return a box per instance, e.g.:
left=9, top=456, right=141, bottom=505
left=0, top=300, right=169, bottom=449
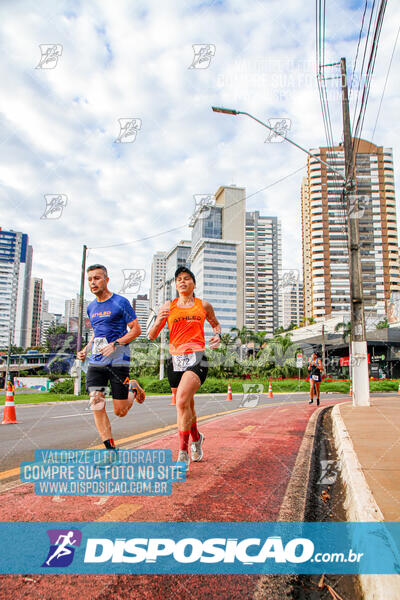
left=45, top=325, right=68, bottom=351
left=334, top=321, right=352, bottom=343
left=376, top=317, right=389, bottom=329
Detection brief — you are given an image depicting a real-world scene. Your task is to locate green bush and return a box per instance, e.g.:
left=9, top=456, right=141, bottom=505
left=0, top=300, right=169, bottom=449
left=50, top=378, right=75, bottom=394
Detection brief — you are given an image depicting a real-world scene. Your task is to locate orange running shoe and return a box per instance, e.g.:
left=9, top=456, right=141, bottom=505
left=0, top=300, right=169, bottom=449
left=129, top=379, right=145, bottom=404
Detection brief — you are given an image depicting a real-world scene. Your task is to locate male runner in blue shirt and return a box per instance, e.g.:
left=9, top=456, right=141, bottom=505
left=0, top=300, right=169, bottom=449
left=77, top=264, right=145, bottom=452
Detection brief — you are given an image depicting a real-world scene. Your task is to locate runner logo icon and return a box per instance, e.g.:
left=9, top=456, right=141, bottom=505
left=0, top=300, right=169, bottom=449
left=42, top=529, right=82, bottom=567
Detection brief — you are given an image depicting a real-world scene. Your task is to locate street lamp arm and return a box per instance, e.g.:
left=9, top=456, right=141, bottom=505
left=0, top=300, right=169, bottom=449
left=236, top=111, right=346, bottom=180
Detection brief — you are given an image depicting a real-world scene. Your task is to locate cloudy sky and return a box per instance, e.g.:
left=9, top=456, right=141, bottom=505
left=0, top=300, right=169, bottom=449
left=0, top=0, right=399, bottom=314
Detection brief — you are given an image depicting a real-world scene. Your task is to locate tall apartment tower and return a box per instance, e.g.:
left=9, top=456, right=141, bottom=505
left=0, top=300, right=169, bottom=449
left=163, top=240, right=191, bottom=302
left=189, top=186, right=245, bottom=335
left=301, top=139, right=400, bottom=320
left=150, top=251, right=167, bottom=309
left=65, top=294, right=89, bottom=331
left=26, top=277, right=43, bottom=347
left=131, top=294, right=150, bottom=338
left=0, top=228, right=32, bottom=348
left=280, top=280, right=304, bottom=329
left=245, top=212, right=282, bottom=334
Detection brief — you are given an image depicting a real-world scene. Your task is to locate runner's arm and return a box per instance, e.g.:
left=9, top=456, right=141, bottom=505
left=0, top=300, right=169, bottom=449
left=148, top=302, right=170, bottom=340
left=116, top=318, right=141, bottom=345
left=203, top=300, right=221, bottom=348
left=77, top=333, right=94, bottom=360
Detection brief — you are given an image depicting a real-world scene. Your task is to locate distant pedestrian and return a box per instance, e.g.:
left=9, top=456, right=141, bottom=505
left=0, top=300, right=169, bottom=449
left=308, top=352, right=323, bottom=406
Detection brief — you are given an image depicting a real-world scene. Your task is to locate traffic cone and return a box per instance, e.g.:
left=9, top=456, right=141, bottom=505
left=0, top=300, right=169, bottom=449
left=2, top=382, right=19, bottom=424
left=397, top=382, right=400, bottom=395
left=349, top=382, right=352, bottom=396
left=268, top=381, right=273, bottom=398
left=227, top=383, right=233, bottom=401
left=170, top=391, right=176, bottom=405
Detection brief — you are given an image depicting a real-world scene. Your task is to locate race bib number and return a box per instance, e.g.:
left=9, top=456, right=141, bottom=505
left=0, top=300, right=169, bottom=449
left=172, top=353, right=196, bottom=372
left=312, top=374, right=319, bottom=381
left=92, top=337, right=108, bottom=355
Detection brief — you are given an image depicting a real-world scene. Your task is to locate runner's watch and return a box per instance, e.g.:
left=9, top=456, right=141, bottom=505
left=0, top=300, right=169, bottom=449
left=113, top=340, right=121, bottom=348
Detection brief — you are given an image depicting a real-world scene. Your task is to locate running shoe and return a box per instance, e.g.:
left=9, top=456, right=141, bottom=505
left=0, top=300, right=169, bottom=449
left=95, top=448, right=119, bottom=469
left=177, top=450, right=190, bottom=470
left=190, top=432, right=205, bottom=462
left=129, top=379, right=146, bottom=404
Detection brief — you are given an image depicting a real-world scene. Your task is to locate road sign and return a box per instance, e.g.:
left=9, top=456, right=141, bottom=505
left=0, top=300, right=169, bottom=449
left=296, top=353, right=303, bottom=369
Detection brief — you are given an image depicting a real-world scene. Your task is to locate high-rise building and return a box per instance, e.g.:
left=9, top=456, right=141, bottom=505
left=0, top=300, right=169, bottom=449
left=150, top=251, right=167, bottom=310
left=301, top=139, right=400, bottom=320
left=245, top=212, right=282, bottom=334
left=0, top=228, right=32, bottom=348
left=280, top=279, right=304, bottom=329
left=26, top=277, right=43, bottom=347
left=163, top=240, right=191, bottom=301
left=189, top=186, right=245, bottom=335
left=132, top=294, right=150, bottom=338
left=65, top=294, right=89, bottom=332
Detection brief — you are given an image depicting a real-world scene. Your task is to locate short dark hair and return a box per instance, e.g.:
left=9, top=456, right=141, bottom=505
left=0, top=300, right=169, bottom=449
left=175, top=266, right=196, bottom=284
left=87, top=264, right=108, bottom=277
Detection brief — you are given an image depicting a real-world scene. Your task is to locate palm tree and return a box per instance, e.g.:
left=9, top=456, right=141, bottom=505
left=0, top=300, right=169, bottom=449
left=230, top=326, right=254, bottom=360
left=376, top=317, right=389, bottom=329
left=334, top=321, right=351, bottom=343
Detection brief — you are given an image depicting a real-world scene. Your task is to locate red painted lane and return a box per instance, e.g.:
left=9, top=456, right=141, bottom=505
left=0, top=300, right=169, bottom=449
left=0, top=400, right=341, bottom=600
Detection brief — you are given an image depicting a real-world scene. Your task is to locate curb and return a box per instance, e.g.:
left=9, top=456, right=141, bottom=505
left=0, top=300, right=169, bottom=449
left=331, top=403, right=400, bottom=600
left=254, top=405, right=325, bottom=599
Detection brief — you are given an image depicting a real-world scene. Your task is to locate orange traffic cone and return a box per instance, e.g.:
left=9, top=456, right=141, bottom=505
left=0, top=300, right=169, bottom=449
left=2, top=382, right=19, bottom=424
left=268, top=381, right=273, bottom=398
left=227, top=383, right=233, bottom=401
left=397, top=382, right=400, bottom=395
left=349, top=382, right=352, bottom=396
left=170, top=391, right=176, bottom=405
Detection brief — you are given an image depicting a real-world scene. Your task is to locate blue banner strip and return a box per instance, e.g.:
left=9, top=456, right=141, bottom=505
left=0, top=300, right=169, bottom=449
left=0, top=522, right=399, bottom=574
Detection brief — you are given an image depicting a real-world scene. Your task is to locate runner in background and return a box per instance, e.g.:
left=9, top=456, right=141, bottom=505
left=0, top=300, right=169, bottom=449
left=77, top=264, right=145, bottom=458
left=148, top=267, right=221, bottom=470
left=308, top=352, right=323, bottom=406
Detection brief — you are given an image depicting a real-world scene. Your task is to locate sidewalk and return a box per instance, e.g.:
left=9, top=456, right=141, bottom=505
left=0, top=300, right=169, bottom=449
left=333, top=396, right=400, bottom=522
left=332, top=396, right=400, bottom=600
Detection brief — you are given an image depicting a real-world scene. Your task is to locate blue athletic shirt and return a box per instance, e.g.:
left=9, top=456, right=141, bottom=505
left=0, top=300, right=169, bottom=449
left=87, top=293, right=137, bottom=366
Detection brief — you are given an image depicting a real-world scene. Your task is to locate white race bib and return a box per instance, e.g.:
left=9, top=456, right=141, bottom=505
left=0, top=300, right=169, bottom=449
left=172, top=352, right=196, bottom=372
left=92, top=337, right=108, bottom=355
left=312, top=374, right=319, bottom=381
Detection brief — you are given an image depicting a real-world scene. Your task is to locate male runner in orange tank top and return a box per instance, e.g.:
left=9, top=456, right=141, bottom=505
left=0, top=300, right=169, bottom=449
left=148, top=267, right=221, bottom=469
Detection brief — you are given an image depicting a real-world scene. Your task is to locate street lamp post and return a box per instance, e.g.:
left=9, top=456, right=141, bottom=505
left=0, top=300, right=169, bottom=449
left=212, top=104, right=369, bottom=406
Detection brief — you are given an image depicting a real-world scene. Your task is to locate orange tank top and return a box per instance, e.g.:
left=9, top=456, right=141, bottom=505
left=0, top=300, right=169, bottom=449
left=167, top=297, right=206, bottom=355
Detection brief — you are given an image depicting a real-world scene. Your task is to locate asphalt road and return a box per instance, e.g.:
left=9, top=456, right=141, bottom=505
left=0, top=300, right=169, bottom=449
left=1, top=393, right=315, bottom=473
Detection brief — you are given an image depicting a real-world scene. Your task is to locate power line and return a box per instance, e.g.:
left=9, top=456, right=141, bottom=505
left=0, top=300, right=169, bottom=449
left=349, top=0, right=369, bottom=99
left=371, top=24, right=400, bottom=142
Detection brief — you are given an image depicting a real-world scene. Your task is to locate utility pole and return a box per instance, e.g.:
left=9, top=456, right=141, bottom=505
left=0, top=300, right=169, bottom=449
left=74, top=244, right=87, bottom=396
left=321, top=324, right=326, bottom=375
left=159, top=282, right=166, bottom=380
left=4, top=325, right=13, bottom=390
left=341, top=57, right=370, bottom=406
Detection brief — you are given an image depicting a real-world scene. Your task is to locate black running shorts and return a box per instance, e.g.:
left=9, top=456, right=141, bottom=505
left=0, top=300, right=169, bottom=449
left=166, top=351, right=208, bottom=389
left=85, top=365, right=130, bottom=399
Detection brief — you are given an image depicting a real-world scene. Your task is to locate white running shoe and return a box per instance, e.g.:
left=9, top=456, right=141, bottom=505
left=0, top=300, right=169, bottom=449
left=190, top=432, right=205, bottom=462
left=177, top=450, right=190, bottom=470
